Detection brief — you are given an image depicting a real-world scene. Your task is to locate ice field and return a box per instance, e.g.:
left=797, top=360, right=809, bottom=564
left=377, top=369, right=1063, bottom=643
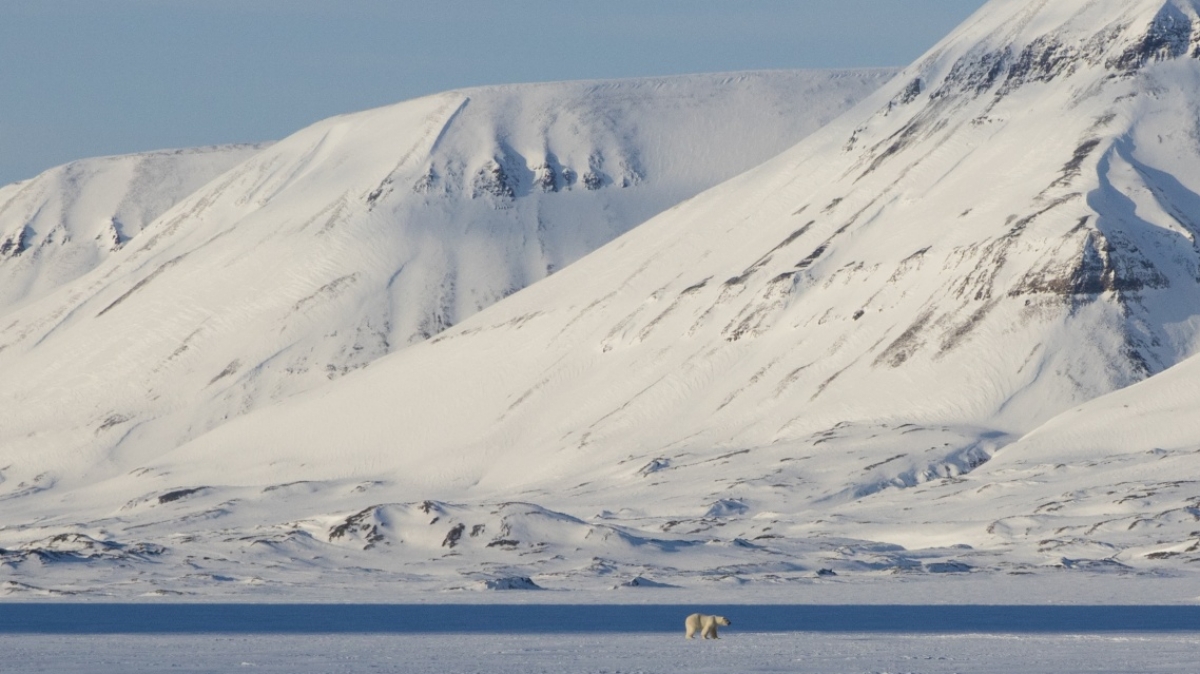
left=9, top=632, right=1200, bottom=674
left=4, top=604, right=1200, bottom=673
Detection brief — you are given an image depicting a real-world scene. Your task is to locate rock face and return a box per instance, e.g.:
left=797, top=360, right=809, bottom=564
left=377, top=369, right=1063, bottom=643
left=8, top=0, right=1200, bottom=598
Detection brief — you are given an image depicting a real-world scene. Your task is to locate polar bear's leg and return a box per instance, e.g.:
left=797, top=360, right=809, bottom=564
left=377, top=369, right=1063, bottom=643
left=684, top=613, right=701, bottom=639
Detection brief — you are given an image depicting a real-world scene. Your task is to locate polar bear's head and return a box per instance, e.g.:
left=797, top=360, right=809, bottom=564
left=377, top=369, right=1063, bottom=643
left=715, top=616, right=731, bottom=626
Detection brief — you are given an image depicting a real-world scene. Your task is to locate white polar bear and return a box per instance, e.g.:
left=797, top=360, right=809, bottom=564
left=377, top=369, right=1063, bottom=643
left=685, top=613, right=731, bottom=639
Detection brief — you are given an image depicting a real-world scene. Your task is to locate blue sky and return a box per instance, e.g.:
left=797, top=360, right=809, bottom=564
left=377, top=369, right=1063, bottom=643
left=0, top=1, right=987, bottom=185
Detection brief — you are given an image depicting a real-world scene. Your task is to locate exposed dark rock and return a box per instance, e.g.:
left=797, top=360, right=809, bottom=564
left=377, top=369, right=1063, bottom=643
left=328, top=506, right=385, bottom=548
left=1, top=533, right=165, bottom=566
left=1001, top=36, right=1077, bottom=92
left=1109, top=4, right=1194, bottom=73
left=617, top=576, right=677, bottom=588
left=875, top=310, right=934, bottom=368
left=582, top=153, right=608, bottom=190
left=795, top=243, right=830, bottom=271
left=442, top=523, right=466, bottom=548
left=890, top=78, right=924, bottom=109
left=864, top=454, right=908, bottom=472
left=1013, top=229, right=1170, bottom=298
left=532, top=163, right=558, bottom=192
left=582, top=171, right=605, bottom=190
left=638, top=458, right=670, bottom=477
left=471, top=159, right=516, bottom=200
left=0, top=225, right=33, bottom=257
left=158, top=487, right=207, bottom=504
left=96, top=414, right=131, bottom=433
left=365, top=179, right=391, bottom=206
left=932, top=47, right=1011, bottom=100
left=208, top=360, right=241, bottom=386
left=938, top=300, right=999, bottom=354
left=96, top=254, right=188, bottom=317
left=412, top=167, right=439, bottom=195
left=480, top=576, right=541, bottom=590
left=1054, top=139, right=1103, bottom=187
left=1058, top=557, right=1131, bottom=571
left=926, top=561, right=972, bottom=573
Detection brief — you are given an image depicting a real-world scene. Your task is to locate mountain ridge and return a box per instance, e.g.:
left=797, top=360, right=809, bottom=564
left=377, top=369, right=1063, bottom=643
left=0, top=145, right=265, bottom=314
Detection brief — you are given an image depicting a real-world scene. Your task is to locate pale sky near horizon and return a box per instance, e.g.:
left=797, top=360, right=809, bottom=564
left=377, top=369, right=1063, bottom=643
left=0, top=1, right=988, bottom=186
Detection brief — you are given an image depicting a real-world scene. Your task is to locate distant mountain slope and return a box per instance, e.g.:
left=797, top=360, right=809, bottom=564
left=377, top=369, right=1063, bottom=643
left=0, top=145, right=264, bottom=312
left=0, top=69, right=893, bottom=514
left=13, top=0, right=1191, bottom=596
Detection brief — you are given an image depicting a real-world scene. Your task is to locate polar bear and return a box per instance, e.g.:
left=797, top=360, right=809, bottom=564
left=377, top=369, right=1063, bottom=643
left=685, top=613, right=731, bottom=639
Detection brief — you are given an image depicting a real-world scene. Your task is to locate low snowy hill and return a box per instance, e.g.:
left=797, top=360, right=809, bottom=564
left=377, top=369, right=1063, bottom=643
left=0, top=145, right=263, bottom=312
left=834, top=343, right=1200, bottom=572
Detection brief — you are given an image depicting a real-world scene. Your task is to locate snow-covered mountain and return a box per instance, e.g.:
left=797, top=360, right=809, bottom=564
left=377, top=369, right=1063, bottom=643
left=8, top=0, right=1200, bottom=599
left=0, top=70, right=905, bottom=596
left=0, top=145, right=264, bottom=312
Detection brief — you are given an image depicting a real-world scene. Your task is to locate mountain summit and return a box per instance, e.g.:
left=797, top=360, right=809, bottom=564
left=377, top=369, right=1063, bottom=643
left=6, top=0, right=1200, bottom=596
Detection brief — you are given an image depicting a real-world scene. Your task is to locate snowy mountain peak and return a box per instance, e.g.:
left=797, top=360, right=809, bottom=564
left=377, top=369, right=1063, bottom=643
left=912, top=0, right=1200, bottom=97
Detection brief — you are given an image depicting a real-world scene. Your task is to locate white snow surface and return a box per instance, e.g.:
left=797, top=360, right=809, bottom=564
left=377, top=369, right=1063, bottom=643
left=7, top=0, right=1200, bottom=601
left=0, top=145, right=263, bottom=312
left=5, top=632, right=1198, bottom=674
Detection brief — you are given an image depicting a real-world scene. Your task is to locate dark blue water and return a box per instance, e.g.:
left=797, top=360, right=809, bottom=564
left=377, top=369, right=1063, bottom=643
left=0, top=604, right=1197, bottom=634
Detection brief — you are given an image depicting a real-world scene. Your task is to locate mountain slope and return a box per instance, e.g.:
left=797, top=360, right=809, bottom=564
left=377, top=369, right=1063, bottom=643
left=165, top=0, right=1200, bottom=482
left=9, top=0, right=1200, bottom=597
left=0, top=145, right=263, bottom=312
left=0, top=70, right=892, bottom=519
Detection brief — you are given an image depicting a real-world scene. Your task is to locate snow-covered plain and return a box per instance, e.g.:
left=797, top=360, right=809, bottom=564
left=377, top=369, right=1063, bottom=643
left=5, top=631, right=1200, bottom=674
left=3, top=604, right=1200, bottom=674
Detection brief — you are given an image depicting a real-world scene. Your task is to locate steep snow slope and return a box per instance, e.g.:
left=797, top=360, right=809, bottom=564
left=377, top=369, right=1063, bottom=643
left=0, top=145, right=263, bottom=312
left=0, top=70, right=891, bottom=520
left=10, top=0, right=1200, bottom=597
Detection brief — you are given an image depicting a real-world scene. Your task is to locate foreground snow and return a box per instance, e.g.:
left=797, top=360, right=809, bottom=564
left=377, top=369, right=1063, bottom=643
left=4, top=631, right=1198, bottom=674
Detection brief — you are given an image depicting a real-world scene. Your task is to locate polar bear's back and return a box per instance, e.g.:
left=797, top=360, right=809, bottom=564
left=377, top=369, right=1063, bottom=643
left=684, top=612, right=731, bottom=638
